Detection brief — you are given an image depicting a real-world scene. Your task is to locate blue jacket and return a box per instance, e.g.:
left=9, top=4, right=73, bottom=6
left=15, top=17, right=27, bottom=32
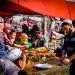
left=0, top=32, right=7, bottom=58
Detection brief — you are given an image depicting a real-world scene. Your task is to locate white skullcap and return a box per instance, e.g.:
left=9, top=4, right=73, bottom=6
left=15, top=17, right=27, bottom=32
left=55, top=17, right=60, bottom=20
left=6, top=48, right=22, bottom=61
left=63, top=19, right=72, bottom=24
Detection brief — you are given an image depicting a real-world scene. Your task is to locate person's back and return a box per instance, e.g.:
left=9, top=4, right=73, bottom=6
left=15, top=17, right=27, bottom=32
left=0, top=58, right=20, bottom=75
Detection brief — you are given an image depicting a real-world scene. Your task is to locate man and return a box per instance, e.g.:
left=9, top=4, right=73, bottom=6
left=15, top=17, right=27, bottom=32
left=33, top=27, right=47, bottom=48
left=61, top=22, right=75, bottom=75
left=0, top=48, right=27, bottom=75
left=6, top=48, right=27, bottom=75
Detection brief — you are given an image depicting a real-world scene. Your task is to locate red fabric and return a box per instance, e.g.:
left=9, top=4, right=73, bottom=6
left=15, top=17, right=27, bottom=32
left=0, top=11, right=13, bottom=17
left=20, top=47, right=26, bottom=51
left=67, top=2, right=75, bottom=20
left=0, top=1, right=40, bottom=16
left=20, top=44, right=26, bottom=51
left=9, top=0, right=75, bottom=19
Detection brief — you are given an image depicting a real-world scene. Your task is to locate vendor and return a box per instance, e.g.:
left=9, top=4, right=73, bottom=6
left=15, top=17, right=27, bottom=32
left=61, top=21, right=75, bottom=75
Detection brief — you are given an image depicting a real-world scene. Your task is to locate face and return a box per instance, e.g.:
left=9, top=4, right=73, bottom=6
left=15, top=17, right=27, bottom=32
left=36, top=32, right=42, bottom=39
left=9, top=32, right=16, bottom=39
left=18, top=54, right=26, bottom=70
left=5, top=29, right=11, bottom=34
left=21, top=38, right=28, bottom=45
left=62, top=25, right=71, bottom=35
left=20, top=34, right=28, bottom=45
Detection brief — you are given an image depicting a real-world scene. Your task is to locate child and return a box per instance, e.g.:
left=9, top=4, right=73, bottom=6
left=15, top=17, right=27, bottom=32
left=5, top=29, right=25, bottom=51
left=17, top=33, right=32, bottom=51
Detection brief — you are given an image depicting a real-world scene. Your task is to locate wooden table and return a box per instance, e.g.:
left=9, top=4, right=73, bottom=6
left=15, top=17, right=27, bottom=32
left=24, top=57, right=70, bottom=75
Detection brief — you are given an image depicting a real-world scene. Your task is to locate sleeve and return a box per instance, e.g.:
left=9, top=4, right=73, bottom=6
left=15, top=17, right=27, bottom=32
left=3, top=33, right=12, bottom=46
left=27, top=42, right=32, bottom=50
left=4, top=59, right=20, bottom=75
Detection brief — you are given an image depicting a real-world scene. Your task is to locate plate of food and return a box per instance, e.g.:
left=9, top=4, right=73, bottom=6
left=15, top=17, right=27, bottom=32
left=33, top=63, right=52, bottom=70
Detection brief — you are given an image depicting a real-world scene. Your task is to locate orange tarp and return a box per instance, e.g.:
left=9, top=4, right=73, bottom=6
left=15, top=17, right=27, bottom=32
left=0, top=11, right=13, bottom=17
left=0, top=1, right=40, bottom=17
left=9, top=0, right=75, bottom=19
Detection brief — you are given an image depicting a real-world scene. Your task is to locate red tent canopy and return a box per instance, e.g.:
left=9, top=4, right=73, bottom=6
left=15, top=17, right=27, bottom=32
left=0, top=1, right=40, bottom=17
left=9, top=0, right=75, bottom=20
left=0, top=11, right=13, bottom=17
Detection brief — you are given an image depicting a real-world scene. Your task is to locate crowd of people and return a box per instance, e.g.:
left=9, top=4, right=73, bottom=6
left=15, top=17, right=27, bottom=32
left=0, top=18, right=75, bottom=75
left=0, top=19, right=48, bottom=75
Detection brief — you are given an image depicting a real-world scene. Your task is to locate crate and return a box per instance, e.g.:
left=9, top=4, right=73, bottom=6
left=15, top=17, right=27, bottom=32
left=48, top=41, right=56, bottom=50
left=56, top=40, right=61, bottom=48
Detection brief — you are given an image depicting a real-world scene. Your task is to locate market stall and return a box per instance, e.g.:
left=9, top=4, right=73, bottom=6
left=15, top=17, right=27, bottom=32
left=24, top=47, right=70, bottom=75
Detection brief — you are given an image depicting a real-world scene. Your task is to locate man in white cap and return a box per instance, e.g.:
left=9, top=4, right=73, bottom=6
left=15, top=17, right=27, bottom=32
left=6, top=48, right=27, bottom=75
left=0, top=48, right=27, bottom=75
left=63, top=19, right=72, bottom=25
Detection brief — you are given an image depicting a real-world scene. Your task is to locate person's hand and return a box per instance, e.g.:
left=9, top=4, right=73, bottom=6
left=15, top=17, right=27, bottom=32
left=62, top=58, right=70, bottom=65
left=24, top=45, right=28, bottom=48
left=20, top=45, right=27, bottom=48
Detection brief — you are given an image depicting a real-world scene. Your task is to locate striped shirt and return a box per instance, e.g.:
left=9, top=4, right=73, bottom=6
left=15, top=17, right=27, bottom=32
left=62, top=31, right=75, bottom=57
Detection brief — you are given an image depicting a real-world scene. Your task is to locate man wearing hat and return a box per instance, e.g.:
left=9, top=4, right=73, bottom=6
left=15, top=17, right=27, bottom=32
left=0, top=48, right=27, bottom=75
left=6, top=48, right=27, bottom=75
left=61, top=21, right=75, bottom=75
left=33, top=27, right=47, bottom=48
left=6, top=48, right=26, bottom=69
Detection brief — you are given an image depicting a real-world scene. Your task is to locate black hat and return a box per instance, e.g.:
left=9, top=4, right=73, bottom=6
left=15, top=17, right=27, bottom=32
left=35, top=27, right=42, bottom=32
left=72, top=19, right=75, bottom=25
